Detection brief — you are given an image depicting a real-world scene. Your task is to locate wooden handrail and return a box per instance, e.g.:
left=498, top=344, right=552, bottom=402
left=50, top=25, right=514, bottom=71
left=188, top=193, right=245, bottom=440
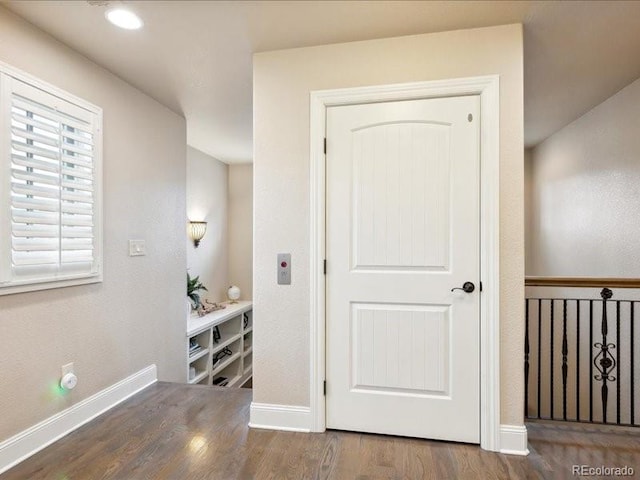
left=525, top=277, right=640, bottom=288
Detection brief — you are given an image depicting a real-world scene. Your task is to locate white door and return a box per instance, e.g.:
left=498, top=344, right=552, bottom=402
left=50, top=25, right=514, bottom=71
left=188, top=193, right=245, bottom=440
left=325, top=95, right=480, bottom=443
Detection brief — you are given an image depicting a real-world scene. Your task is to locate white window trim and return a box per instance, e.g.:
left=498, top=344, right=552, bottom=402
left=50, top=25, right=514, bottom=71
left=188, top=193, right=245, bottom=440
left=309, top=75, right=502, bottom=451
left=0, top=61, right=103, bottom=296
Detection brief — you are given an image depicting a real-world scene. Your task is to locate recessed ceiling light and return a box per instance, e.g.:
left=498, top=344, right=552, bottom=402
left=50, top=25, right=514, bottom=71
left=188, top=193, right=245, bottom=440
left=105, top=8, right=143, bottom=30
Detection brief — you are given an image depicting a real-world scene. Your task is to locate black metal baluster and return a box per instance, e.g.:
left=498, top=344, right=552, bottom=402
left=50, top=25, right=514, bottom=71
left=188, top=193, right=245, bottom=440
left=537, top=299, right=542, bottom=419
left=594, top=288, right=616, bottom=424
left=562, top=299, right=568, bottom=420
left=589, top=299, right=594, bottom=422
left=576, top=300, right=581, bottom=421
left=525, top=299, right=530, bottom=418
left=632, top=302, right=636, bottom=426
left=524, top=291, right=640, bottom=427
left=601, top=291, right=609, bottom=424
left=550, top=300, right=555, bottom=419
left=616, top=301, right=621, bottom=425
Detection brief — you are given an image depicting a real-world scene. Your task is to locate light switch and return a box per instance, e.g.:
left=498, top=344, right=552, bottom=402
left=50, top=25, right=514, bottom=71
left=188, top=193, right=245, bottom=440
left=277, top=253, right=291, bottom=285
left=129, top=239, right=146, bottom=256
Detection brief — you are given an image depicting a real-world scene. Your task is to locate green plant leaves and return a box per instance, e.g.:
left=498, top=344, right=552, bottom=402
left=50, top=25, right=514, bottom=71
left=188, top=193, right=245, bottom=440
left=187, top=272, right=208, bottom=309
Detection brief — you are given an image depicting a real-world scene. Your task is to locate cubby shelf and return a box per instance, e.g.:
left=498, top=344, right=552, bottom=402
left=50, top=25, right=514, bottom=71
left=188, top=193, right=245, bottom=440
left=211, top=333, right=242, bottom=356
left=211, top=352, right=241, bottom=377
left=185, top=301, right=252, bottom=387
left=188, top=371, right=208, bottom=385
left=228, top=375, right=245, bottom=387
left=188, top=348, right=209, bottom=362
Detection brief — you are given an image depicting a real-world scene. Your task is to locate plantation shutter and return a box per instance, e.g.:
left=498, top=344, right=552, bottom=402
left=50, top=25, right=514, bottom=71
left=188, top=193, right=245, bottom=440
left=1, top=73, right=101, bottom=287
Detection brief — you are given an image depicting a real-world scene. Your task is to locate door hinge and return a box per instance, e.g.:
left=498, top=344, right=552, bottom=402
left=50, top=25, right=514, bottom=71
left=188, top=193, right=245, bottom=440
left=323, top=380, right=326, bottom=395
left=323, top=137, right=327, bottom=155
left=323, top=259, right=327, bottom=275
left=480, top=281, right=483, bottom=292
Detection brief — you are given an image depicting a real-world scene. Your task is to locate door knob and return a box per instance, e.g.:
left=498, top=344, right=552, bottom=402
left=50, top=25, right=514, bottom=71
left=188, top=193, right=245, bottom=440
left=451, top=282, right=475, bottom=293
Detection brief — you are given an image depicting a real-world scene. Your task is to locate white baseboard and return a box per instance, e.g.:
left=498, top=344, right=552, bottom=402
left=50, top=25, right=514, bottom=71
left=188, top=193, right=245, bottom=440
left=0, top=364, right=157, bottom=475
left=248, top=406, right=529, bottom=456
left=249, top=402, right=311, bottom=432
left=499, top=424, right=529, bottom=455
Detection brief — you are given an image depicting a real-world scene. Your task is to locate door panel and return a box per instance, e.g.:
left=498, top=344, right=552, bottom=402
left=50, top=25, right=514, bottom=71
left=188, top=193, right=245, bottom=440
left=352, top=303, right=450, bottom=395
left=326, top=95, right=480, bottom=443
left=352, top=122, right=450, bottom=271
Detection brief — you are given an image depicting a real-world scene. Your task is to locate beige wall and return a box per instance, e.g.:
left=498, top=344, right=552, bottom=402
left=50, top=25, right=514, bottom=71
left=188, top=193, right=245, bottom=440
left=228, top=164, right=253, bottom=300
left=528, top=76, right=640, bottom=277
left=524, top=148, right=534, bottom=274
left=253, top=24, right=524, bottom=425
left=187, top=147, right=228, bottom=302
left=0, top=7, right=186, bottom=441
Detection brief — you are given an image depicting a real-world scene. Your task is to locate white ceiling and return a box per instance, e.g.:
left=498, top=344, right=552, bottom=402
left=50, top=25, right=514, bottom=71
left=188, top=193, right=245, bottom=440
left=3, top=0, right=640, bottom=164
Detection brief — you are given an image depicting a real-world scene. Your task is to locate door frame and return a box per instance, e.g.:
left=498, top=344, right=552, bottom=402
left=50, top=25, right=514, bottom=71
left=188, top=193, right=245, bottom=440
left=309, top=75, right=501, bottom=452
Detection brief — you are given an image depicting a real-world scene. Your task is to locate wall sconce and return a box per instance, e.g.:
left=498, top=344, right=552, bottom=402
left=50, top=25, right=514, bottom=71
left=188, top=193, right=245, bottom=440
left=189, top=221, right=207, bottom=248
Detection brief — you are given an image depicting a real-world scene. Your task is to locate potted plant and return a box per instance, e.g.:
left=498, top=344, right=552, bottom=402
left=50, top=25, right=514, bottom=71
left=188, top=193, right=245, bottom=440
left=187, top=273, right=208, bottom=311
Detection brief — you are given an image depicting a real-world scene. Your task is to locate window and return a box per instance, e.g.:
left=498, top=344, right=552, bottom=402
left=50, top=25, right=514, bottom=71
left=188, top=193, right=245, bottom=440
left=0, top=64, right=102, bottom=295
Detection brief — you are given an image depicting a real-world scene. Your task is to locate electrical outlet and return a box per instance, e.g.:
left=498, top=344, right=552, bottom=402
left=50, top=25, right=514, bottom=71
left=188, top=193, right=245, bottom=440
left=61, top=362, right=74, bottom=377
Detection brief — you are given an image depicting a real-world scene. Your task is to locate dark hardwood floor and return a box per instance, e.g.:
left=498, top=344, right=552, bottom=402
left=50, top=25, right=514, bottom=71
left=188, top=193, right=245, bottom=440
left=2, top=382, right=639, bottom=479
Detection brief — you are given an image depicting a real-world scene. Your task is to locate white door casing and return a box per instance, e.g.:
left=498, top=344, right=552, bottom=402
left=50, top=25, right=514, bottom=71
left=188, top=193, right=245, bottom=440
left=325, top=96, right=480, bottom=443
left=309, top=76, right=501, bottom=451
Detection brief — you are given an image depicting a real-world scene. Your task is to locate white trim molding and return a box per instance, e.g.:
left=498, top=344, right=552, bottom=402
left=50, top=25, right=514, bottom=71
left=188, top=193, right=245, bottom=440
left=309, top=76, right=501, bottom=450
left=499, top=425, right=529, bottom=456
left=0, top=365, right=157, bottom=475
left=0, top=60, right=104, bottom=296
left=249, top=403, right=311, bottom=432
